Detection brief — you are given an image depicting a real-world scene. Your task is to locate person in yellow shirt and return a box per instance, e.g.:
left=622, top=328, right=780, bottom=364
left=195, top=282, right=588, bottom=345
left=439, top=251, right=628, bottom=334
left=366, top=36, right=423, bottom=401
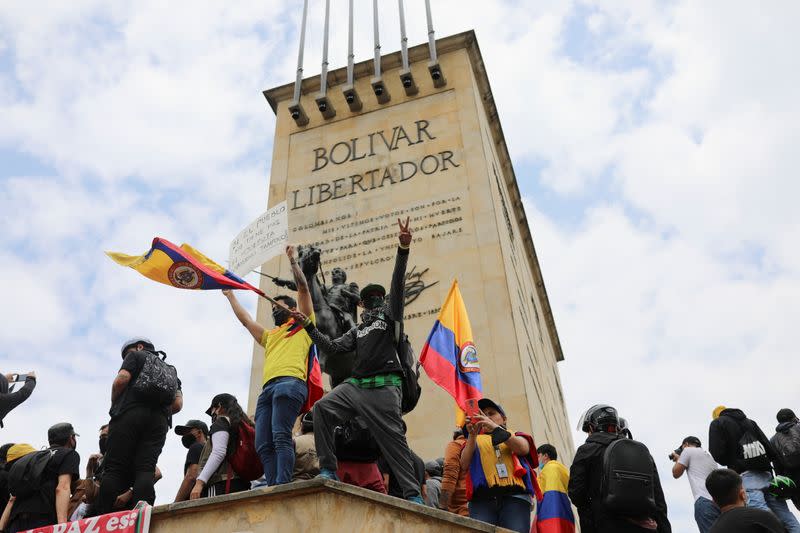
left=223, top=245, right=314, bottom=486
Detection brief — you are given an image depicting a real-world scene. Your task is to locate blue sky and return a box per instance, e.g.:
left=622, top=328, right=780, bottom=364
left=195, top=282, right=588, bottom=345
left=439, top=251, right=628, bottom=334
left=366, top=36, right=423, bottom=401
left=2, top=1, right=800, bottom=530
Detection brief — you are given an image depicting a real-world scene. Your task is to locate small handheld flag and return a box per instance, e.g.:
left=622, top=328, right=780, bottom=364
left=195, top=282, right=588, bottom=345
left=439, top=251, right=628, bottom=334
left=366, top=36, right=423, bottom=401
left=106, top=237, right=264, bottom=295
left=419, top=280, right=482, bottom=418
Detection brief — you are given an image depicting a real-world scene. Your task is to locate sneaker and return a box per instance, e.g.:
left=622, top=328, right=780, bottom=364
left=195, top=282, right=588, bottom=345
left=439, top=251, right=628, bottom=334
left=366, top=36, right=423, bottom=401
left=317, top=469, right=339, bottom=481
left=407, top=495, right=425, bottom=505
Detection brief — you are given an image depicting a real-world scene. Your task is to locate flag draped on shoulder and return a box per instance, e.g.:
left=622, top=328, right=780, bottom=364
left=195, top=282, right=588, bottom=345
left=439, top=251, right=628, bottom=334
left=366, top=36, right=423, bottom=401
left=536, top=460, right=576, bottom=533
left=419, top=280, right=482, bottom=412
left=106, top=237, right=264, bottom=294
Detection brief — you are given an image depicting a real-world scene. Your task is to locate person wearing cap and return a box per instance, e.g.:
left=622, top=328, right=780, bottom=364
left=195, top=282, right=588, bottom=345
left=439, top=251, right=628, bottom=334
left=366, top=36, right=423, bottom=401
left=670, top=436, right=719, bottom=533
left=290, top=219, right=424, bottom=505
left=770, top=408, right=800, bottom=511
left=440, top=429, right=469, bottom=516
left=2, top=424, right=80, bottom=533
left=96, top=337, right=183, bottom=515
left=0, top=371, right=37, bottom=429
left=458, top=398, right=540, bottom=533
left=173, top=420, right=208, bottom=502
left=423, top=459, right=444, bottom=509
left=190, top=394, right=253, bottom=499
left=709, top=406, right=799, bottom=531
left=569, top=404, right=670, bottom=533
left=222, top=244, right=315, bottom=487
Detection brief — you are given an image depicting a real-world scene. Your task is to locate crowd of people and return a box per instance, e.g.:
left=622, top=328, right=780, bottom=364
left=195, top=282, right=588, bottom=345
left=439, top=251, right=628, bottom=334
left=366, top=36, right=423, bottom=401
left=1, top=221, right=800, bottom=533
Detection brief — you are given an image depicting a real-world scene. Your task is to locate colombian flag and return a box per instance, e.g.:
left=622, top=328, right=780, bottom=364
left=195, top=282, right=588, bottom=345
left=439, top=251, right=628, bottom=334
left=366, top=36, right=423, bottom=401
left=536, top=460, right=575, bottom=533
left=419, top=280, right=482, bottom=412
left=302, top=345, right=324, bottom=413
left=106, top=237, right=264, bottom=294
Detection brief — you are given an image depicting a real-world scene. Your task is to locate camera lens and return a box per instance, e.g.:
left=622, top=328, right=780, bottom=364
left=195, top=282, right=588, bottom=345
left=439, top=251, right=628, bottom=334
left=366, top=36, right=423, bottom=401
left=402, top=77, right=412, bottom=88
left=374, top=85, right=383, bottom=96
left=291, top=110, right=300, bottom=120
left=431, top=69, right=441, bottom=80
left=346, top=93, right=354, bottom=103
left=318, top=102, right=327, bottom=112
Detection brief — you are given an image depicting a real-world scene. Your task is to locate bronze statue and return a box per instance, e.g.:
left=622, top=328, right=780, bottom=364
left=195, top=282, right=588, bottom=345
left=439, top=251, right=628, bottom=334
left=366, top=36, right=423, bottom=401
left=294, top=246, right=357, bottom=387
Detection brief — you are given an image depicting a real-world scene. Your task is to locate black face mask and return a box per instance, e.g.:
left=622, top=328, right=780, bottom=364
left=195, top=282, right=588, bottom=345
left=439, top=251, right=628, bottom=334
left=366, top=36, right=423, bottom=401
left=362, top=295, right=384, bottom=311
left=272, top=308, right=290, bottom=326
left=98, top=436, right=108, bottom=455
left=181, top=434, right=196, bottom=449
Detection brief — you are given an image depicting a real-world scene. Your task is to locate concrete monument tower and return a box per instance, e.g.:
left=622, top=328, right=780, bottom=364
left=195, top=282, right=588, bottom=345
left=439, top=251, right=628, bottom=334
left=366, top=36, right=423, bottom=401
left=251, top=2, right=574, bottom=461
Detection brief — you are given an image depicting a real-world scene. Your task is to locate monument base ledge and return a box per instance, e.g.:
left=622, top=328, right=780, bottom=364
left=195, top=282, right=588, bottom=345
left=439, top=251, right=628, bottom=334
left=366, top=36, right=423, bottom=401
left=151, top=478, right=512, bottom=532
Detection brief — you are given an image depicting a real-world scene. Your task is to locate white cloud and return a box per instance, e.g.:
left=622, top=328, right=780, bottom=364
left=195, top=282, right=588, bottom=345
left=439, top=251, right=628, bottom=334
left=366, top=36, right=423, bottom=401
left=2, top=1, right=799, bottom=530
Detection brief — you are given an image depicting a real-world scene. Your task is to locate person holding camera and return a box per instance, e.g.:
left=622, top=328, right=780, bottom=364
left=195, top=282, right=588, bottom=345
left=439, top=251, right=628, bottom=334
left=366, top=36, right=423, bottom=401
left=670, top=436, right=719, bottom=533
left=0, top=372, right=37, bottom=429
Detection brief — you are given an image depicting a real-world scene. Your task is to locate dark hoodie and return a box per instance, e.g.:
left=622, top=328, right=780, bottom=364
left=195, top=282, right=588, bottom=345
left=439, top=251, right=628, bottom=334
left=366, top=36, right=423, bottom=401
left=0, top=373, right=37, bottom=428
left=709, top=408, right=777, bottom=473
left=568, top=432, right=670, bottom=533
left=771, top=419, right=800, bottom=471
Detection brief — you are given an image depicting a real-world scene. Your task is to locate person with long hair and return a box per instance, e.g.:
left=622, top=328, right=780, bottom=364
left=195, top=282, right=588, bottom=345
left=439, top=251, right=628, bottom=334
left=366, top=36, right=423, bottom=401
left=191, top=394, right=253, bottom=499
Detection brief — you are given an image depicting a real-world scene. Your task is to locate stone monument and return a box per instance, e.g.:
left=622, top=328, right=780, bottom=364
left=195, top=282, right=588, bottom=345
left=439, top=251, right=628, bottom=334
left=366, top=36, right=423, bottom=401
left=251, top=29, right=575, bottom=462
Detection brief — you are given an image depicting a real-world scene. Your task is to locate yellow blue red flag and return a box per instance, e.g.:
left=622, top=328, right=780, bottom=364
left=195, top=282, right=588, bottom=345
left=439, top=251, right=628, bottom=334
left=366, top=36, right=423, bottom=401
left=419, top=280, right=482, bottom=413
left=106, top=237, right=264, bottom=294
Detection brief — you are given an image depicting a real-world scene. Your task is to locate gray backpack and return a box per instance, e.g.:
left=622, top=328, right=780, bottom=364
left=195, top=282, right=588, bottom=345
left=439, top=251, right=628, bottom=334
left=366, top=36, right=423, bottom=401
left=132, top=350, right=178, bottom=405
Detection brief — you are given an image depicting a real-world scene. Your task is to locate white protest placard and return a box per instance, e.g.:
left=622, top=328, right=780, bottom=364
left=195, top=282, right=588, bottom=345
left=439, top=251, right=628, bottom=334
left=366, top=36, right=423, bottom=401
left=229, top=201, right=289, bottom=277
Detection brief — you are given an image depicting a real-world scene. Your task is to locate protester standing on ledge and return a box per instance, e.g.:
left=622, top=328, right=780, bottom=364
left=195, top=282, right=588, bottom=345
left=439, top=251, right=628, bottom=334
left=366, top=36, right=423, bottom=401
left=2, top=424, right=80, bottom=533
left=291, top=218, right=424, bottom=505
left=190, top=394, right=252, bottom=498
left=223, top=244, right=314, bottom=487
left=96, top=338, right=182, bottom=514
left=173, top=419, right=208, bottom=502
left=459, top=398, right=540, bottom=533
left=0, top=371, right=37, bottom=429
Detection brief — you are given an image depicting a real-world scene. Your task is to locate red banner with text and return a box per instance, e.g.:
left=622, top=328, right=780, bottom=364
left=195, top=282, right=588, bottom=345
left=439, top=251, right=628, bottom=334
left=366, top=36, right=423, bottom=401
left=21, top=502, right=152, bottom=533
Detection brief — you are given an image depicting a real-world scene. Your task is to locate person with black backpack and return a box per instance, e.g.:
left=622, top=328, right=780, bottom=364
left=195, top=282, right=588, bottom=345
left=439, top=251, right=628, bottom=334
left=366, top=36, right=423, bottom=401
left=568, top=404, right=670, bottom=533
left=709, top=405, right=800, bottom=531
left=332, top=416, right=386, bottom=493
left=291, top=218, right=424, bottom=505
left=95, top=337, right=183, bottom=515
left=770, top=408, right=800, bottom=511
left=2, top=424, right=80, bottom=533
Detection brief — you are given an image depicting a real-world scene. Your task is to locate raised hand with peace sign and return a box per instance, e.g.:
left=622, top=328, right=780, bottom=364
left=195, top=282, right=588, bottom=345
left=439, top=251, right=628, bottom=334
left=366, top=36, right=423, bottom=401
left=398, top=217, right=412, bottom=248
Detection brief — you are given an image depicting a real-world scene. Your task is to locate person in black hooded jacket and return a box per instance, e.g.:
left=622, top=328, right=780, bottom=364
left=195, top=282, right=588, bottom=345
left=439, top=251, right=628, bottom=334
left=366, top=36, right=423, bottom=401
left=708, top=406, right=800, bottom=532
left=291, top=218, right=424, bottom=505
left=568, top=405, right=670, bottom=533
left=0, top=372, right=36, bottom=429
left=770, top=408, right=800, bottom=511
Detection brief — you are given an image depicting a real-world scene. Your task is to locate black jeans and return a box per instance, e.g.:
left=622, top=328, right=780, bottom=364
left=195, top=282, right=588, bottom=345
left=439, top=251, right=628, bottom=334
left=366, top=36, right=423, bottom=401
left=96, top=405, right=168, bottom=514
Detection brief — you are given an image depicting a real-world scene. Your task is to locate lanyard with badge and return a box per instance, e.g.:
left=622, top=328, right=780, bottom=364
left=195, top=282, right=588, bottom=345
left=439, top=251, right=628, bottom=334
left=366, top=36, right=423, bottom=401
left=494, top=444, right=509, bottom=478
